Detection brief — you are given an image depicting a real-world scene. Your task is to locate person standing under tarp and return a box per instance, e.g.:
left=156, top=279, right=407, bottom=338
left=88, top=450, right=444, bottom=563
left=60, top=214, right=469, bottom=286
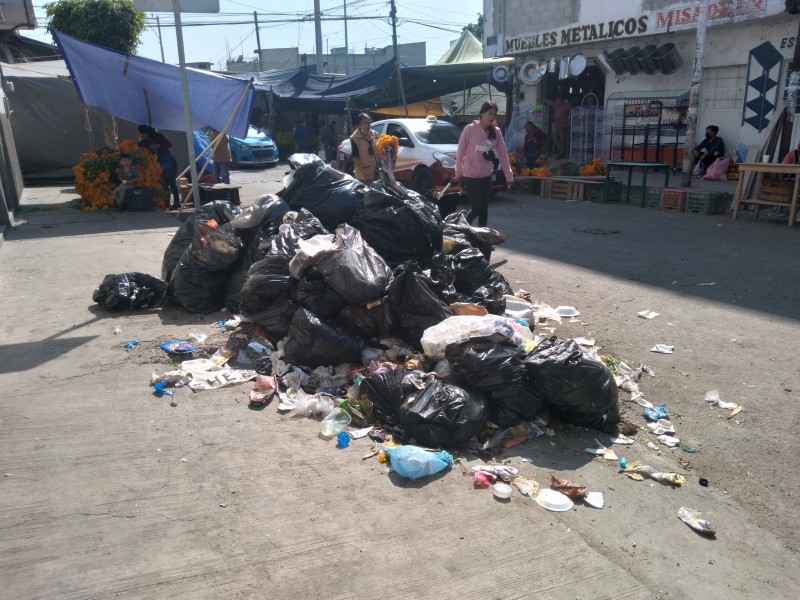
left=349, top=113, right=378, bottom=184
left=294, top=118, right=310, bottom=153
left=138, top=125, right=180, bottom=211
left=544, top=96, right=572, bottom=159
left=453, top=101, right=514, bottom=227
left=209, top=127, right=232, bottom=184
left=320, top=119, right=334, bottom=162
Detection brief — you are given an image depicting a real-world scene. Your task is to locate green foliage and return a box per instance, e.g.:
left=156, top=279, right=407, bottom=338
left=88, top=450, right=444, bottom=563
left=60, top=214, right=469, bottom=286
left=463, top=14, right=484, bottom=41
left=45, top=0, right=146, bottom=54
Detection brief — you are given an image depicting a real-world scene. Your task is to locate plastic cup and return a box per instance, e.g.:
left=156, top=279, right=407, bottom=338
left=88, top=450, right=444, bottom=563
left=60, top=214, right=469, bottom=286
left=320, top=407, right=351, bottom=437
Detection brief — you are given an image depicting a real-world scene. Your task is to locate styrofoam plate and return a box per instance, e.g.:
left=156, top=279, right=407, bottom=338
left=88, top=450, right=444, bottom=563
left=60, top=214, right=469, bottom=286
left=555, top=306, right=580, bottom=317
left=535, top=489, right=574, bottom=512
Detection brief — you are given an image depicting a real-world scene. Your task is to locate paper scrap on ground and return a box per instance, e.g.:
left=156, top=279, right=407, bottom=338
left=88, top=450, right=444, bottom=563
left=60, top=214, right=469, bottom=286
left=658, top=434, right=681, bottom=447
left=638, top=310, right=660, bottom=319
left=650, top=344, right=675, bottom=354
left=678, top=506, right=716, bottom=535
left=573, top=337, right=596, bottom=347
left=348, top=426, right=374, bottom=439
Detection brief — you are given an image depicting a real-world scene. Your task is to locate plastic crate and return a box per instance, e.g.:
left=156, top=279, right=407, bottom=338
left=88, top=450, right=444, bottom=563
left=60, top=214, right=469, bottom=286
left=685, top=191, right=731, bottom=215
left=124, top=187, right=155, bottom=211
left=661, top=188, right=695, bottom=212
left=584, top=181, right=621, bottom=202
left=644, top=186, right=663, bottom=208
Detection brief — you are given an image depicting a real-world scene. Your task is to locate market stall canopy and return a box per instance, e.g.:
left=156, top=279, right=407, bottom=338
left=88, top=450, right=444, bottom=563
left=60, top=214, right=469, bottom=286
left=50, top=30, right=254, bottom=138
left=372, top=98, right=443, bottom=117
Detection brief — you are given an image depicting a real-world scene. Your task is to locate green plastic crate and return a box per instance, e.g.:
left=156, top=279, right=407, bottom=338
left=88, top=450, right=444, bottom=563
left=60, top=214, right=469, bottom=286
left=644, top=186, right=663, bottom=208
left=685, top=191, right=731, bottom=215
left=585, top=181, right=622, bottom=202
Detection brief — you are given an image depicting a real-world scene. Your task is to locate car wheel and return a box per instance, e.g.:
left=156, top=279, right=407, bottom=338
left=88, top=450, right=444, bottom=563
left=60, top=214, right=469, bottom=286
left=231, top=154, right=240, bottom=168
left=413, top=167, right=435, bottom=194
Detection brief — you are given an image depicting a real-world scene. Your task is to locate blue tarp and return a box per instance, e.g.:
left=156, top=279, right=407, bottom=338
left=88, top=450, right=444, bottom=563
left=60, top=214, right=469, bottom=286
left=51, top=30, right=254, bottom=139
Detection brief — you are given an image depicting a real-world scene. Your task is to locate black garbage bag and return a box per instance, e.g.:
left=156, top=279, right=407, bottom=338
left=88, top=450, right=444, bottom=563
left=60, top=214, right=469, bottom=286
left=446, top=334, right=546, bottom=428
left=360, top=369, right=487, bottom=447
left=291, top=271, right=349, bottom=319
left=92, top=272, right=168, bottom=311
left=282, top=309, right=365, bottom=368
left=443, top=211, right=506, bottom=259
left=305, top=224, right=392, bottom=306
left=524, top=338, right=620, bottom=433
left=350, top=187, right=443, bottom=268
left=451, top=247, right=513, bottom=301
left=336, top=302, right=390, bottom=339
left=279, top=154, right=365, bottom=230
left=387, top=262, right=453, bottom=347
left=246, top=298, right=298, bottom=342
left=229, top=194, right=291, bottom=231
left=161, top=200, right=238, bottom=281
left=469, top=284, right=507, bottom=315
left=167, top=222, right=244, bottom=313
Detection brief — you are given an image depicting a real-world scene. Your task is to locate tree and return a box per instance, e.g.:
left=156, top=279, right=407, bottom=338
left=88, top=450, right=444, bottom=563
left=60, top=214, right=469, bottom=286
left=45, top=0, right=146, bottom=144
left=463, top=14, right=484, bottom=42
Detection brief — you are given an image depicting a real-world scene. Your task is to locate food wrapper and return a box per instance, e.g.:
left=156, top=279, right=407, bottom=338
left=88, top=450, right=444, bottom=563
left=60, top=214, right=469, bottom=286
left=550, top=473, right=588, bottom=500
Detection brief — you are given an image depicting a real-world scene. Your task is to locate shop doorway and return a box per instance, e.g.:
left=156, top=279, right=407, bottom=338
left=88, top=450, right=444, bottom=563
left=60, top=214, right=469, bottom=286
left=541, top=65, right=605, bottom=108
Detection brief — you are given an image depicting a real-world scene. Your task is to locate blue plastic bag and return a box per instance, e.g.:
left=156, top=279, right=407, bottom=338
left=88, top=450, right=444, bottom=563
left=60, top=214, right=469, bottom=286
left=644, top=404, right=669, bottom=420
left=385, top=445, right=453, bottom=480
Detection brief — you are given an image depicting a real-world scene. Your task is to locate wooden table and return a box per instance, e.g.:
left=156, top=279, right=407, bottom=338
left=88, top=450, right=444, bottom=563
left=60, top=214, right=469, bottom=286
left=605, top=162, right=671, bottom=206
left=732, top=162, right=800, bottom=226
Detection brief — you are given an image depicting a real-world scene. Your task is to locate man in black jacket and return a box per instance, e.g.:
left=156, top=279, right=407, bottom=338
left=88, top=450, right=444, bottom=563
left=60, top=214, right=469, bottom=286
left=692, top=125, right=725, bottom=171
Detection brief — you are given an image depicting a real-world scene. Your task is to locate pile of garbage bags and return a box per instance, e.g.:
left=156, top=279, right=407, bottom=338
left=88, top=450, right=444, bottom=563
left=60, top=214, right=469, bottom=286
left=155, top=153, right=620, bottom=439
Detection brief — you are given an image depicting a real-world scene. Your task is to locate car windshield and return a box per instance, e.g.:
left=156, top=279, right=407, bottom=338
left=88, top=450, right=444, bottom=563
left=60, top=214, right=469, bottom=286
left=407, top=121, right=461, bottom=144
left=246, top=125, right=266, bottom=139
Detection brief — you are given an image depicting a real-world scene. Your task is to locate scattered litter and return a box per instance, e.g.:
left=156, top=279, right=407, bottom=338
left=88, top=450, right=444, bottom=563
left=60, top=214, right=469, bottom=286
left=693, top=281, right=716, bottom=287
left=678, top=506, right=716, bottom=536
left=623, top=463, right=685, bottom=485
left=348, top=426, right=374, bottom=440
left=650, top=344, right=675, bottom=354
left=584, top=491, right=604, bottom=509
left=550, top=473, right=588, bottom=500
left=573, top=337, right=596, bottom=347
left=152, top=380, right=174, bottom=396
left=336, top=432, right=350, bottom=448
left=385, top=446, right=453, bottom=480
left=319, top=407, right=351, bottom=437
left=680, top=443, right=700, bottom=453
left=112, top=326, right=122, bottom=335
left=610, top=434, right=635, bottom=445
left=471, top=465, right=519, bottom=482
left=646, top=419, right=675, bottom=435
left=644, top=404, right=669, bottom=420
left=361, top=446, right=381, bottom=460
left=473, top=469, right=495, bottom=488
left=631, top=394, right=655, bottom=410
left=585, top=446, right=618, bottom=461
left=554, top=306, right=580, bottom=317
left=535, top=489, right=574, bottom=512
left=699, top=477, right=709, bottom=487
left=249, top=375, right=276, bottom=407
left=159, top=340, right=196, bottom=354
left=728, top=406, right=744, bottom=418
left=646, top=441, right=659, bottom=451
left=493, top=482, right=513, bottom=500
left=510, top=476, right=540, bottom=497
left=188, top=332, right=208, bottom=343
left=657, top=434, right=680, bottom=447
left=637, top=310, right=660, bottom=319
left=123, top=339, right=140, bottom=350
left=705, top=389, right=738, bottom=410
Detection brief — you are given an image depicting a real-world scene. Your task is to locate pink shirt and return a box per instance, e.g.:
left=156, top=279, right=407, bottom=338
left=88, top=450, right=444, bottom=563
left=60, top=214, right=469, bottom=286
left=455, top=121, right=514, bottom=183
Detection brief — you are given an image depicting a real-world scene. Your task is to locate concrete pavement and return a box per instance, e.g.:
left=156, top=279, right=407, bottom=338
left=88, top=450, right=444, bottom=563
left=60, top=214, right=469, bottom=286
left=1, top=169, right=799, bottom=599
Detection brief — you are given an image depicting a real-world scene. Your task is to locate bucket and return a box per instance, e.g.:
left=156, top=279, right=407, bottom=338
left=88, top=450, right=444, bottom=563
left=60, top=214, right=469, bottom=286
left=559, top=56, right=571, bottom=80
left=653, top=43, right=683, bottom=74
left=606, top=48, right=628, bottom=75
left=595, top=51, right=614, bottom=74
left=636, top=44, right=659, bottom=74
left=621, top=46, right=642, bottom=75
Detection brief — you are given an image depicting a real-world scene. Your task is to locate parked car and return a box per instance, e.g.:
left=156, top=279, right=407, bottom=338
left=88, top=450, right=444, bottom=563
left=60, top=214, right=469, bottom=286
left=202, top=125, right=280, bottom=168
left=336, top=116, right=507, bottom=194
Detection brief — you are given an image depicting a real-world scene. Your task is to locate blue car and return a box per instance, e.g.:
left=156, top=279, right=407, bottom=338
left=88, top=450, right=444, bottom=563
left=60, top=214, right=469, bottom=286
left=228, top=125, right=280, bottom=167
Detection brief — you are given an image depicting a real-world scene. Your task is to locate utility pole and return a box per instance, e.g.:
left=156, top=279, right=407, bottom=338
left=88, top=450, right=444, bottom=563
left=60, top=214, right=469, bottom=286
left=390, top=0, right=398, bottom=63
left=254, top=12, right=263, bottom=74
left=156, top=15, right=165, bottom=63
left=681, top=0, right=708, bottom=187
left=314, top=0, right=324, bottom=74
left=344, top=0, right=350, bottom=75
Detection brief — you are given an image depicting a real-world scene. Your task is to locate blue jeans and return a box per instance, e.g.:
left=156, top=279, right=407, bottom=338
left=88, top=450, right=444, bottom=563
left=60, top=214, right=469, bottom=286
left=214, top=162, right=231, bottom=184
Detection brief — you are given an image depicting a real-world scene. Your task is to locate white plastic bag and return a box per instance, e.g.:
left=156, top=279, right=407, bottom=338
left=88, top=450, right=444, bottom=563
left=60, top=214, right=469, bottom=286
left=420, top=315, right=523, bottom=361
left=503, top=295, right=534, bottom=323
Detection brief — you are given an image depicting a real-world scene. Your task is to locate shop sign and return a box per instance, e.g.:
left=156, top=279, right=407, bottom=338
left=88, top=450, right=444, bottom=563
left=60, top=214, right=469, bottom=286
left=504, top=17, right=648, bottom=54
left=653, top=0, right=768, bottom=31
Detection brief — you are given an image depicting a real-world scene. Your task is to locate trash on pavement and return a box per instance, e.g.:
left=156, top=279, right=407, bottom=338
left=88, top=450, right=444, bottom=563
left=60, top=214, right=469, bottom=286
left=678, top=506, right=717, bottom=536
left=511, top=476, right=540, bottom=497
left=319, top=407, right=352, bottom=437
left=93, top=272, right=167, bottom=311
left=473, top=469, right=496, bottom=488
left=610, top=434, right=635, bottom=445
left=550, top=473, right=588, bottom=500
left=644, top=404, right=669, bottom=420
left=336, top=431, right=350, bottom=448
left=384, top=445, right=453, bottom=480
left=470, top=464, right=519, bottom=482
left=623, top=463, right=685, bottom=485
left=123, top=339, right=140, bottom=350
left=554, top=305, right=580, bottom=317
left=159, top=340, right=196, bottom=355
left=658, top=434, right=680, bottom=447
left=650, top=344, right=675, bottom=354
left=705, top=389, right=739, bottom=410
left=584, top=491, right=604, bottom=509
left=152, top=380, right=175, bottom=396
left=348, top=426, right=374, bottom=440
left=637, top=310, right=660, bottom=319
left=249, top=375, right=277, bottom=407
left=535, top=489, right=574, bottom=512
left=646, top=419, right=675, bottom=435
left=493, top=482, right=513, bottom=500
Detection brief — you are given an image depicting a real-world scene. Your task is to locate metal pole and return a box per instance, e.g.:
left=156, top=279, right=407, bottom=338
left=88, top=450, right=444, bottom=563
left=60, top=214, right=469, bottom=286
left=314, top=0, right=323, bottom=74
left=396, top=63, right=408, bottom=117
left=390, top=0, right=398, bottom=63
left=343, top=0, right=349, bottom=75
left=681, top=0, right=708, bottom=187
left=156, top=15, right=165, bottom=63
left=254, top=12, right=263, bottom=74
left=172, top=0, right=201, bottom=209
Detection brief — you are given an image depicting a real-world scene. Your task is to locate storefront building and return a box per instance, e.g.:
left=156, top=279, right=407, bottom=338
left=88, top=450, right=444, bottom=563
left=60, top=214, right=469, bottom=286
left=483, top=0, right=799, bottom=164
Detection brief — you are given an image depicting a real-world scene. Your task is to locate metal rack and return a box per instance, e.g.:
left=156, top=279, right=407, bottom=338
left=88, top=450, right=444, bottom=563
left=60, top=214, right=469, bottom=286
left=569, top=107, right=609, bottom=164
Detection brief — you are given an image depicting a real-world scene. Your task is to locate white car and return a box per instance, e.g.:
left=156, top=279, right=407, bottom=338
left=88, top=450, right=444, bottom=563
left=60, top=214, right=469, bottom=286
left=336, top=116, right=461, bottom=193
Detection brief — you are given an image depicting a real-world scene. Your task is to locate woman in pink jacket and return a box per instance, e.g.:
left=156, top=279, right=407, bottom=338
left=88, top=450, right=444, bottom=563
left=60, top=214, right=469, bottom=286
left=454, top=101, right=514, bottom=226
